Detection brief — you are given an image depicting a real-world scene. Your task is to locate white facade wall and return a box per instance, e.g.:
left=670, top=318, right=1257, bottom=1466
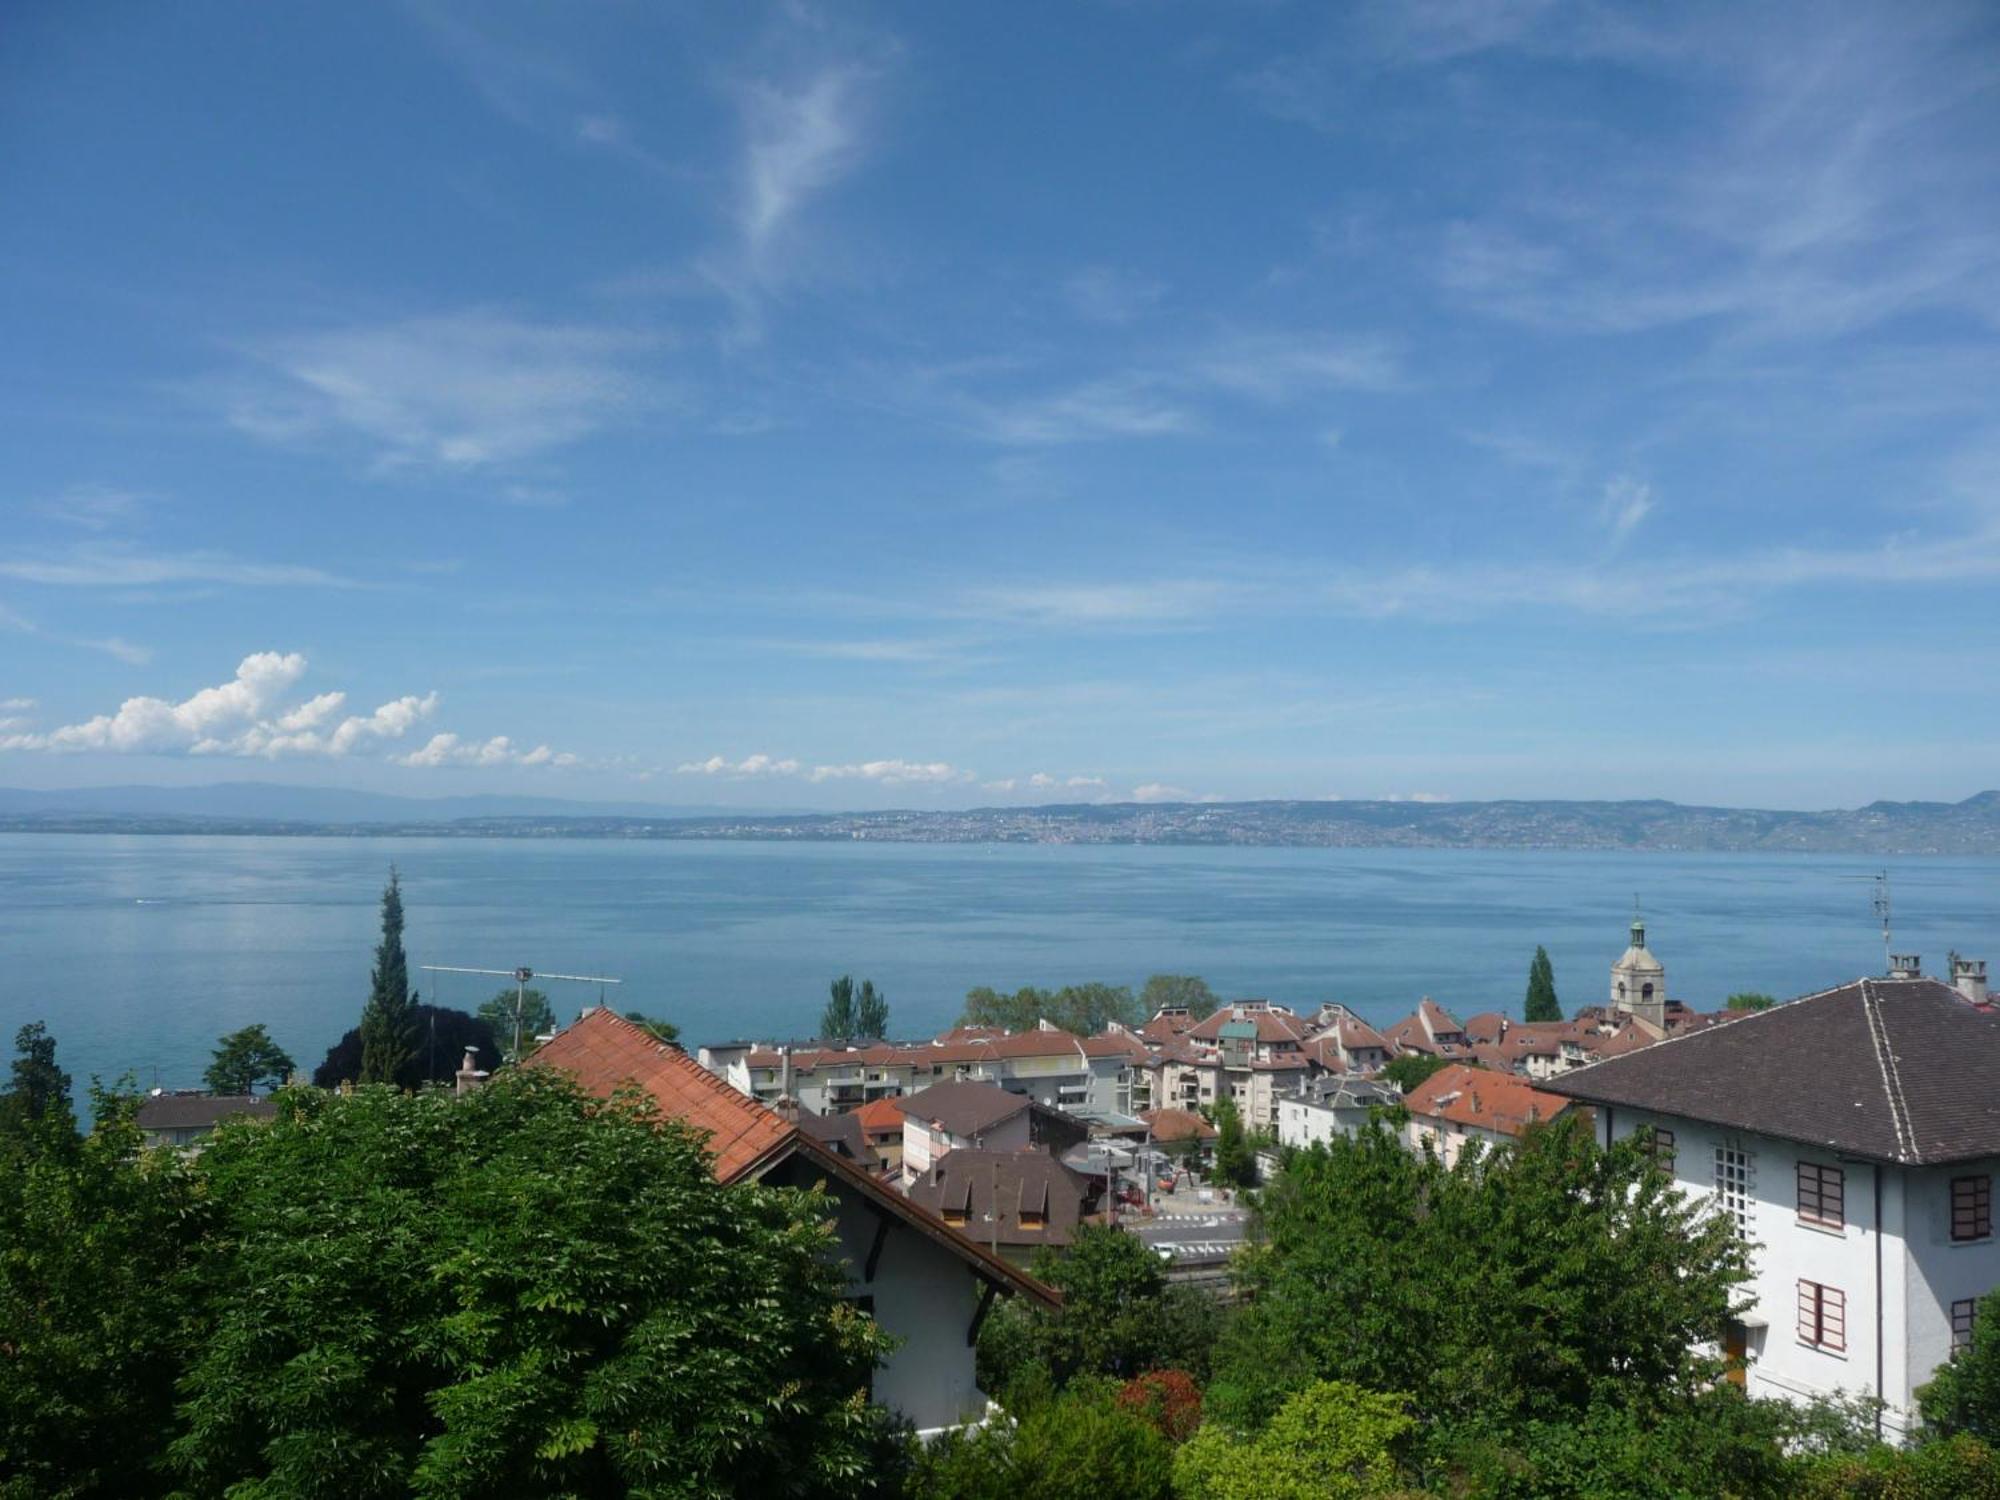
left=1599, top=1105, right=2000, bottom=1441
left=1278, top=1097, right=1340, bottom=1150
left=902, top=1110, right=1032, bottom=1184
left=798, top=1167, right=994, bottom=1433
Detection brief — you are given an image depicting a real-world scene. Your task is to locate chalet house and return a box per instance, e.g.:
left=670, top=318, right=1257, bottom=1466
left=1544, top=967, right=2000, bottom=1442
left=1401, top=1063, right=1577, bottom=1167
left=527, top=1009, right=1058, bottom=1435
left=906, top=1149, right=1092, bottom=1268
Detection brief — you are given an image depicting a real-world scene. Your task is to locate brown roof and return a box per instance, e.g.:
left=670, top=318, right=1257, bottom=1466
left=1544, top=977, right=2000, bottom=1165
left=135, top=1093, right=278, bottom=1131
left=1420, top=998, right=1466, bottom=1036
left=527, top=1010, right=1058, bottom=1307
left=1404, top=1064, right=1574, bottom=1138
left=527, top=1007, right=798, bottom=1181
left=1188, top=1003, right=1311, bottom=1043
left=906, top=1149, right=1090, bottom=1248
left=902, top=1080, right=1032, bottom=1138
left=1141, top=1107, right=1217, bottom=1142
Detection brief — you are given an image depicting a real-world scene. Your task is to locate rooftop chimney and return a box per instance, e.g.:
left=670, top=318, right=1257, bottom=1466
left=1889, top=954, right=1923, bottom=980
left=1952, top=955, right=1989, bottom=1006
left=454, top=1048, right=488, bottom=1096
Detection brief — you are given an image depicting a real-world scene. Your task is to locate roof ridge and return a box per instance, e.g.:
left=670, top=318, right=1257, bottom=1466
left=1859, top=978, right=1917, bottom=1163
left=1555, top=979, right=1854, bottom=1077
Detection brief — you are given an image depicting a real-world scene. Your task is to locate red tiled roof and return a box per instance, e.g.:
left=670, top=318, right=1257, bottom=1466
left=1141, top=1107, right=1217, bottom=1142
left=1461, top=1011, right=1509, bottom=1045
left=527, top=1008, right=798, bottom=1181
left=1139, top=1011, right=1198, bottom=1042
left=1419, top=998, right=1466, bottom=1036
left=854, top=1095, right=907, bottom=1136
left=1404, top=1064, right=1574, bottom=1138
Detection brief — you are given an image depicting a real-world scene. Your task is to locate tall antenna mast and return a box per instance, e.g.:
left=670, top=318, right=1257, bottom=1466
left=422, top=964, right=623, bottom=1061
left=1839, top=872, right=1894, bottom=975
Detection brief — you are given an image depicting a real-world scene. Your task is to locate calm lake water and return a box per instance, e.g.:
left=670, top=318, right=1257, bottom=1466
left=2, top=833, right=1995, bottom=1094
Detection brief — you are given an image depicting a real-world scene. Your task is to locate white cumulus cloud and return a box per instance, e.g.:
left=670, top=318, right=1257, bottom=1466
left=0, top=653, right=567, bottom=768
left=807, top=759, right=972, bottom=786
left=675, top=752, right=804, bottom=777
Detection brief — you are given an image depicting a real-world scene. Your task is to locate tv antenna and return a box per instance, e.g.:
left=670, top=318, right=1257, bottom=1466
left=422, top=964, right=623, bottom=1061
left=1840, top=873, right=1892, bottom=975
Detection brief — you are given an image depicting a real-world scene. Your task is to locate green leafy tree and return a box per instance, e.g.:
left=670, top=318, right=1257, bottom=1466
left=980, top=1225, right=1219, bottom=1394
left=909, top=1379, right=1172, bottom=1500
left=1208, top=1115, right=1748, bottom=1436
left=356, top=869, right=418, bottom=1086
left=1795, top=1433, right=2000, bottom=1498
left=624, top=1011, right=680, bottom=1045
left=1379, top=1052, right=1452, bottom=1093
left=0, top=1076, right=204, bottom=1498
left=1211, top=1097, right=1257, bottom=1190
left=0, top=1020, right=76, bottom=1154
left=478, top=986, right=555, bottom=1062
left=168, top=1070, right=894, bottom=1498
left=1138, top=975, right=1217, bottom=1016
left=1727, top=992, right=1778, bottom=1011
left=203, top=1022, right=296, bottom=1094
left=823, top=974, right=859, bottom=1039
left=960, top=983, right=1139, bottom=1035
left=1524, top=945, right=1561, bottom=1023
left=1175, top=1380, right=1415, bottom=1500
left=856, top=979, right=889, bottom=1040
left=1921, top=1285, right=2000, bottom=1441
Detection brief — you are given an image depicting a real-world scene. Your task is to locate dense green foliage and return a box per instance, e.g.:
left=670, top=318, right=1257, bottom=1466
left=1378, top=1051, right=1452, bottom=1093
left=1209, top=1116, right=1746, bottom=1435
left=1523, top=944, right=1560, bottom=1023
left=479, top=986, right=556, bottom=1061
left=822, top=976, right=889, bottom=1040
left=910, top=1380, right=1173, bottom=1500
left=0, top=1079, right=202, bottom=1499
left=1727, top=991, right=1778, bottom=1011
left=961, top=983, right=1141, bottom=1034
left=0, top=1022, right=74, bottom=1154
left=0, top=1023, right=899, bottom=1500
left=313, top=1004, right=502, bottom=1089
left=203, top=1022, right=296, bottom=1094
left=1175, top=1381, right=1414, bottom=1500
left=357, top=869, right=419, bottom=1085
left=979, top=1226, right=1220, bottom=1394
left=1209, top=1098, right=1256, bottom=1189
left=1139, top=976, right=1218, bottom=1016
left=1920, top=1286, right=2000, bottom=1441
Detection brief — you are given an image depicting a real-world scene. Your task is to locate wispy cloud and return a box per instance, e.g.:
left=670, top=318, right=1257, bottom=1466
left=737, top=67, right=870, bottom=264
left=214, top=311, right=666, bottom=471
left=32, top=485, right=148, bottom=532
left=0, top=544, right=355, bottom=590
left=1598, top=476, right=1654, bottom=547
left=1063, top=266, right=1168, bottom=325
left=0, top=598, right=154, bottom=664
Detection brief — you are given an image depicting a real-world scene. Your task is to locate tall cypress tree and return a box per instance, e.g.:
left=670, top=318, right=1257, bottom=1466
left=1524, top=944, right=1561, bottom=1023
left=357, top=869, right=418, bottom=1085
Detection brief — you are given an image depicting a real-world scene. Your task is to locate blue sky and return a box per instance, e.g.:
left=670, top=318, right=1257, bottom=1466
left=2, top=1, right=1997, bottom=810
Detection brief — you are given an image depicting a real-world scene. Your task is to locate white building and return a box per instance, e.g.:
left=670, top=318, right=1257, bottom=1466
left=1547, top=967, right=2000, bottom=1442
left=1276, top=1075, right=1401, bottom=1150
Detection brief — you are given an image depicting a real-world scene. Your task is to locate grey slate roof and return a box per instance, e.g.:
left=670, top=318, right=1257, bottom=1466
left=134, top=1093, right=277, bottom=1131
left=1542, top=977, right=2000, bottom=1165
left=906, top=1148, right=1090, bottom=1247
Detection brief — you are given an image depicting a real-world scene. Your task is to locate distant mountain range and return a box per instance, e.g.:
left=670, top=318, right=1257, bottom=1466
left=1, top=783, right=1997, bottom=853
